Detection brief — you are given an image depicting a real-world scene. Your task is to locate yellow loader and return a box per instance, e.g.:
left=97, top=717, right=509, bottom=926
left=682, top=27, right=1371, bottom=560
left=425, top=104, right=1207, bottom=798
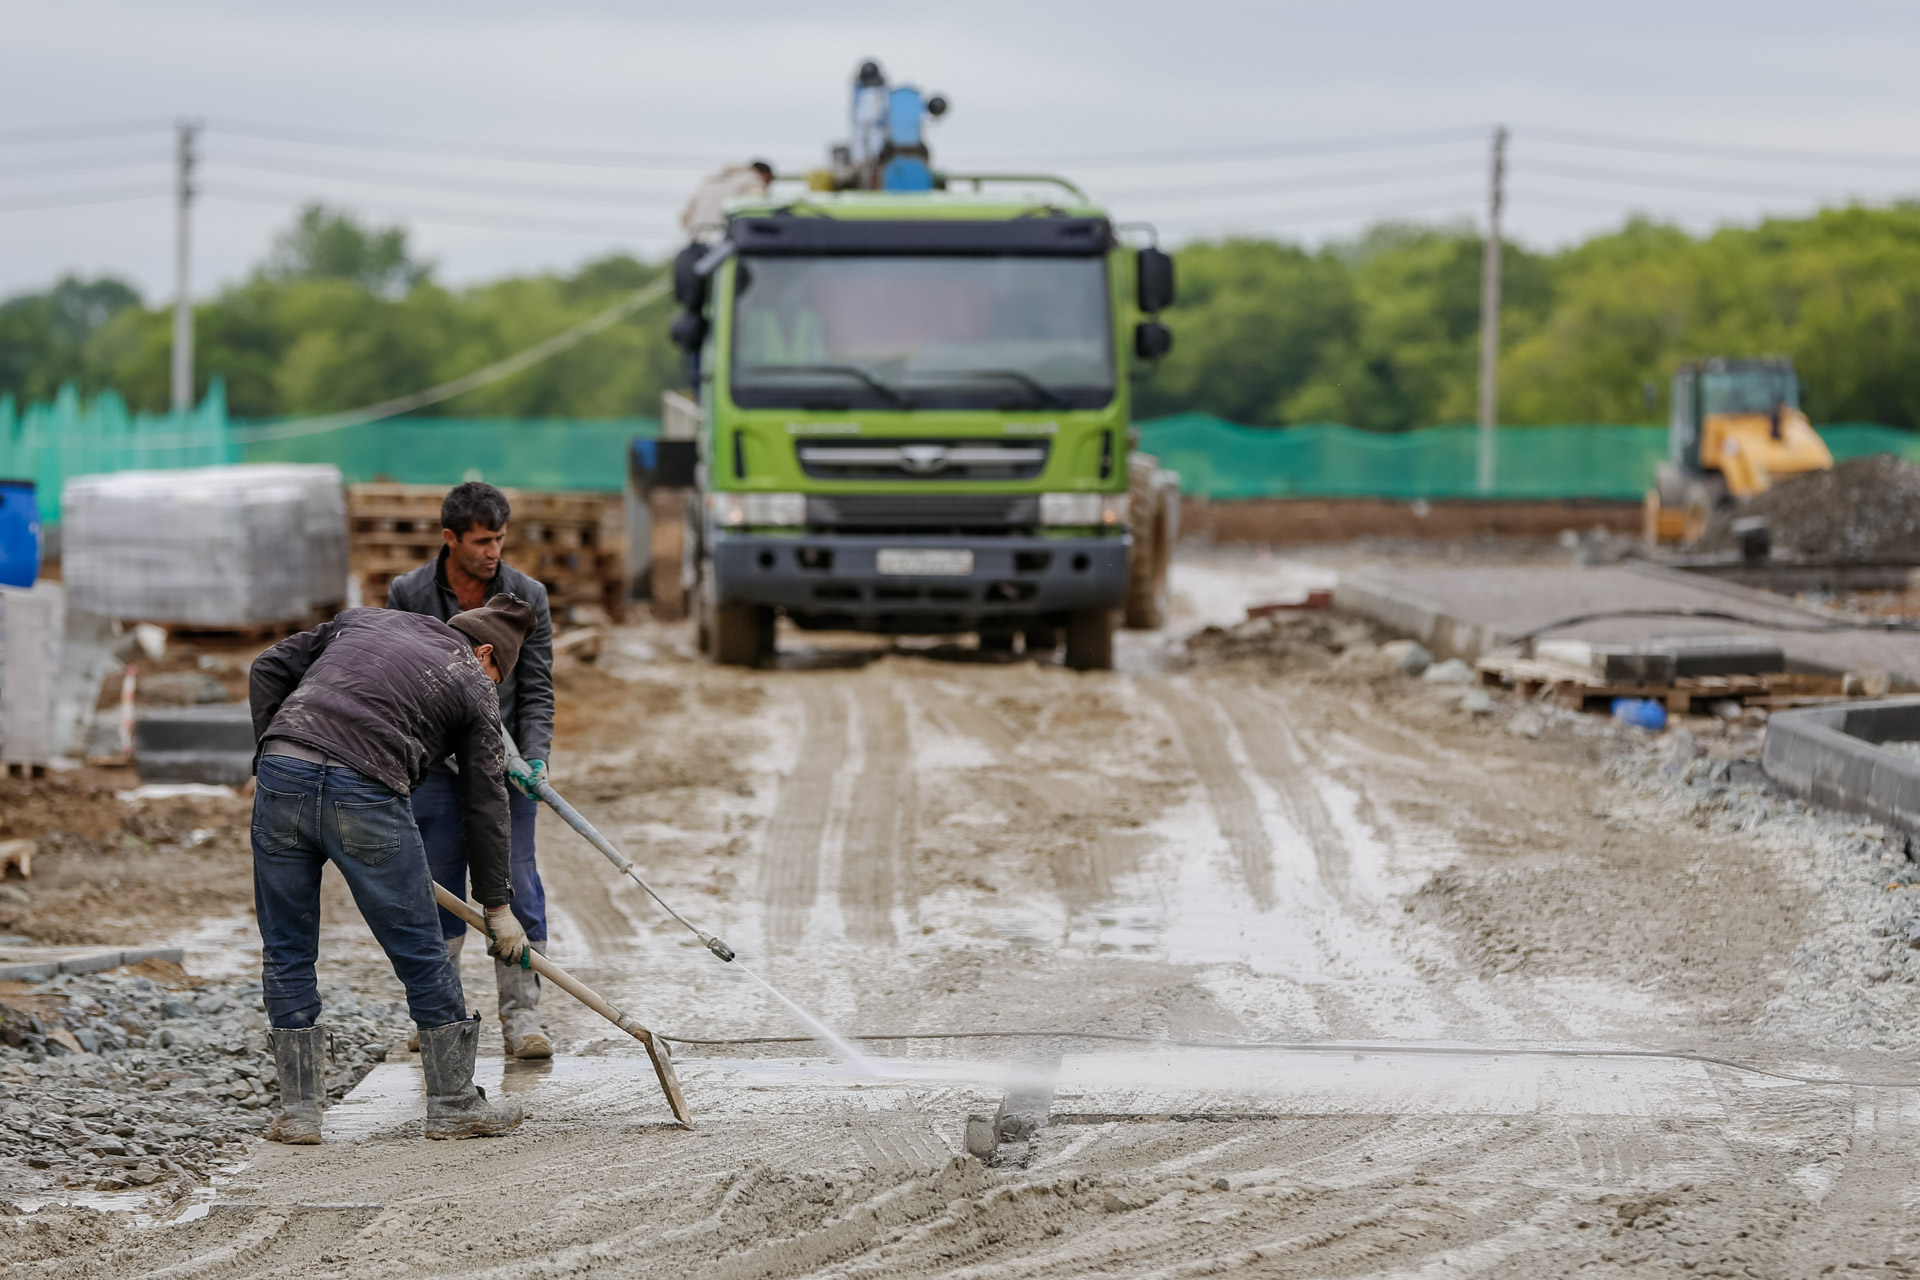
left=1644, top=357, right=1834, bottom=545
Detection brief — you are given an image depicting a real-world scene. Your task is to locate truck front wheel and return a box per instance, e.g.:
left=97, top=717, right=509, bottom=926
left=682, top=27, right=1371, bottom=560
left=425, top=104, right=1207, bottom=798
left=1064, top=608, right=1116, bottom=671
left=698, top=559, right=774, bottom=666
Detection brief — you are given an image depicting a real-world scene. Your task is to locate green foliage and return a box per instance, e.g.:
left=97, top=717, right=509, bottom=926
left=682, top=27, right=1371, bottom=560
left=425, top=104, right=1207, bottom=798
left=262, top=204, right=431, bottom=297
left=8, top=203, right=1920, bottom=430
left=39, top=206, right=678, bottom=420
left=0, top=275, right=142, bottom=404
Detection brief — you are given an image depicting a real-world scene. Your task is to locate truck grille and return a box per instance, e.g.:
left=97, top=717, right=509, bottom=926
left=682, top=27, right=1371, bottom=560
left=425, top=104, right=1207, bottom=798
left=806, top=495, right=1039, bottom=533
left=795, top=438, right=1048, bottom=482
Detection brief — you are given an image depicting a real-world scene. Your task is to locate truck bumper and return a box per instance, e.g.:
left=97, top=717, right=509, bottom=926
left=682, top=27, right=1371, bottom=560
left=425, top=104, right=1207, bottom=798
left=710, top=531, right=1131, bottom=632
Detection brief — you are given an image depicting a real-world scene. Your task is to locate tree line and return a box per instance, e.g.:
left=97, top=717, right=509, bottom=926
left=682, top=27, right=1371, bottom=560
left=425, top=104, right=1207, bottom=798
left=5, top=201, right=1919, bottom=429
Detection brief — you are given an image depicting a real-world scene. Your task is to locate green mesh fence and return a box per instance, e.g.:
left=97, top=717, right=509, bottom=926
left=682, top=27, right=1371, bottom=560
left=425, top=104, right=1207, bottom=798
left=0, top=382, right=238, bottom=523
left=245, top=417, right=656, bottom=492
left=1134, top=414, right=1920, bottom=500
left=7, top=387, right=1917, bottom=521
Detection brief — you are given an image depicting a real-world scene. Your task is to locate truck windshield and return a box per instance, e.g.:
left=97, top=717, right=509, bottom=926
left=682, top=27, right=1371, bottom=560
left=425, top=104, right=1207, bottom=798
left=1701, top=368, right=1799, bottom=416
left=729, top=255, right=1114, bottom=410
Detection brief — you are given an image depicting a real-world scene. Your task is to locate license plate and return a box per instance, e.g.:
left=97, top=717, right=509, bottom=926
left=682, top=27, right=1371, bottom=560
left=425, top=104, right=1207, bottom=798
left=876, top=548, right=974, bottom=576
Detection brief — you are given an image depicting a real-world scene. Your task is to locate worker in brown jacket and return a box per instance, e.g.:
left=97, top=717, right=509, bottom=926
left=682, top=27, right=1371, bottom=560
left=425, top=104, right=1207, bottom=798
left=247, top=595, right=535, bottom=1143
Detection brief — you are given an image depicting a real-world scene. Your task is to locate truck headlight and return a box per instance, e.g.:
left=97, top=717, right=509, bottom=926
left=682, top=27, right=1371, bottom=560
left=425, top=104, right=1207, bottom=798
left=1039, top=492, right=1128, bottom=527
left=708, top=492, right=806, bottom=527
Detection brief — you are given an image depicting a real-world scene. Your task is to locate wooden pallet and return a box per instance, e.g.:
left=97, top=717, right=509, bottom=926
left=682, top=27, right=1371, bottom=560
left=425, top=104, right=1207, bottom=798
left=348, top=484, right=627, bottom=620
left=1475, top=652, right=1846, bottom=714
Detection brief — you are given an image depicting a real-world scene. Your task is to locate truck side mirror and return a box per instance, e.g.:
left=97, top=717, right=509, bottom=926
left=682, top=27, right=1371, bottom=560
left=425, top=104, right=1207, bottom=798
left=1136, top=247, right=1175, bottom=313
left=670, top=310, right=708, bottom=351
left=672, top=244, right=709, bottom=310
left=1134, top=321, right=1173, bottom=359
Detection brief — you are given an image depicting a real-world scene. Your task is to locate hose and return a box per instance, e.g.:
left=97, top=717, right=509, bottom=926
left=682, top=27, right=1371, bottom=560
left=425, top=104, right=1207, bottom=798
left=654, top=1027, right=1920, bottom=1090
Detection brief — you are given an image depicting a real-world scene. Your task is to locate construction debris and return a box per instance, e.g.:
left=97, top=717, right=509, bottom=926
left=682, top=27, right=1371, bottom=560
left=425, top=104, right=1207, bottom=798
left=1700, top=454, right=1920, bottom=562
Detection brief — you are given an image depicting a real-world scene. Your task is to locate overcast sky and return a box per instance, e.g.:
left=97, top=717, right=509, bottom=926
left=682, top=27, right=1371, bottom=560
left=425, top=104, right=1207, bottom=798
left=4, top=0, right=1917, bottom=302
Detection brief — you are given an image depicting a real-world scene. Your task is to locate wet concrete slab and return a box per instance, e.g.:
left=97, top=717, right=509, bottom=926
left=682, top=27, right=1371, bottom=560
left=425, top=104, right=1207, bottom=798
left=323, top=1052, right=1003, bottom=1142
left=1336, top=562, right=1920, bottom=677
left=1049, top=1047, right=1726, bottom=1121
left=326, top=1044, right=1738, bottom=1146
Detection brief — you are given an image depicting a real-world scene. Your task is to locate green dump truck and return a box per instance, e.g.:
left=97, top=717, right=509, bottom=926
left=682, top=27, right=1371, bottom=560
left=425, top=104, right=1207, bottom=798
left=665, top=61, right=1176, bottom=670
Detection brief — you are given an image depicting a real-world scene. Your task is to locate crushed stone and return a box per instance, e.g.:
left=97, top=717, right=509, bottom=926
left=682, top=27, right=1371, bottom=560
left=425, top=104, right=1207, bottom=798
left=1700, top=453, right=1920, bottom=561
left=0, top=961, right=405, bottom=1205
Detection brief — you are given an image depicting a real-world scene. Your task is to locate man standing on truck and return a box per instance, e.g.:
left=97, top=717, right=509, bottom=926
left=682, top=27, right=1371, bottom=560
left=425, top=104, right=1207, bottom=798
left=385, top=481, right=558, bottom=1059
left=248, top=595, right=536, bottom=1143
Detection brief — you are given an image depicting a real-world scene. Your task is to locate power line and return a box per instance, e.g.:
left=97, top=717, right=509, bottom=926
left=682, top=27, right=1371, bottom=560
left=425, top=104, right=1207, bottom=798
left=235, top=277, right=672, bottom=444
left=213, top=118, right=735, bottom=172
left=1523, top=157, right=1914, bottom=199
left=1508, top=189, right=1848, bottom=219
left=964, top=124, right=1488, bottom=172
left=210, top=151, right=690, bottom=209
left=204, top=184, right=654, bottom=238
left=1098, top=158, right=1474, bottom=202
left=1524, top=124, right=1920, bottom=171
left=0, top=152, right=169, bottom=184
left=1150, top=189, right=1484, bottom=231
left=0, top=183, right=172, bottom=213
left=0, top=118, right=172, bottom=148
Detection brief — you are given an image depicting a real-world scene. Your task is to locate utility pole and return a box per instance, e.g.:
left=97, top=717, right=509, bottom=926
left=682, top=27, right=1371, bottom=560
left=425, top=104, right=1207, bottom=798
left=1475, top=125, right=1507, bottom=495
left=170, top=120, right=200, bottom=415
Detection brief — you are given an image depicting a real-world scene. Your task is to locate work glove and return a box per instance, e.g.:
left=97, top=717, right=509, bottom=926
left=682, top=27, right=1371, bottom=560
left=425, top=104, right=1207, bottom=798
left=507, top=758, right=547, bottom=799
left=485, top=906, right=532, bottom=968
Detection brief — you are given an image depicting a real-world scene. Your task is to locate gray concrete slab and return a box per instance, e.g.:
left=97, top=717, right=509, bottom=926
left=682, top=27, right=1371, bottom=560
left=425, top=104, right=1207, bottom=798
left=1335, top=562, right=1920, bottom=679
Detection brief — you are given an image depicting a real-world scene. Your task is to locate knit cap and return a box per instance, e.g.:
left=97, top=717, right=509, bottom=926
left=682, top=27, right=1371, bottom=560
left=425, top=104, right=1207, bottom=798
left=447, top=593, right=536, bottom=680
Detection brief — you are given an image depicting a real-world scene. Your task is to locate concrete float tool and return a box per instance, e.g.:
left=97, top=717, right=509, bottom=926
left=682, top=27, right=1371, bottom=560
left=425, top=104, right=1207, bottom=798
left=432, top=884, right=692, bottom=1128
left=503, top=731, right=737, bottom=963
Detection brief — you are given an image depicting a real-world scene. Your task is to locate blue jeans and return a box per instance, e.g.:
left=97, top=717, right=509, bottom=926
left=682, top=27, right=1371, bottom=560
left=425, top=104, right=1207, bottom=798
left=252, top=755, right=467, bottom=1030
left=411, top=771, right=548, bottom=943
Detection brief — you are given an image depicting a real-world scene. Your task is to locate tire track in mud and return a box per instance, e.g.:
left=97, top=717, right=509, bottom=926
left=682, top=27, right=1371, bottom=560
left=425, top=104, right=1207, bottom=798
left=1212, top=680, right=1360, bottom=910
left=838, top=677, right=916, bottom=943
left=759, top=678, right=850, bottom=951
left=1147, top=681, right=1276, bottom=910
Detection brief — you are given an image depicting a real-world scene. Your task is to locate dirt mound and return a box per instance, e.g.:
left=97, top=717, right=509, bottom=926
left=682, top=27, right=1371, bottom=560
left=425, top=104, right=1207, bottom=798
left=1701, top=453, right=1920, bottom=561
left=1180, top=609, right=1380, bottom=669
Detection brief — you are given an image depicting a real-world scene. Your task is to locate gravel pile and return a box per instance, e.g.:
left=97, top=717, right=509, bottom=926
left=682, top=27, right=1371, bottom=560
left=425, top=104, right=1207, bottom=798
left=1606, top=722, right=1920, bottom=1050
left=1700, top=453, right=1920, bottom=561
left=0, top=963, right=407, bottom=1201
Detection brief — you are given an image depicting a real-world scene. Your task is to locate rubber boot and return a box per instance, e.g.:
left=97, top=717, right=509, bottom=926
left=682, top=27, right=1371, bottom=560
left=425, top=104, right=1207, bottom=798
left=419, top=1016, right=526, bottom=1140
left=409, top=933, right=466, bottom=1054
left=264, top=1025, right=327, bottom=1145
left=499, top=941, right=552, bottom=1060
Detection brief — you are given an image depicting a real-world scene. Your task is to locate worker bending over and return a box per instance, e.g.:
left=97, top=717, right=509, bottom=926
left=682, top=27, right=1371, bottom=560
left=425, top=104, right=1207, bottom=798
left=387, top=482, right=557, bottom=1058
left=248, top=596, right=536, bottom=1143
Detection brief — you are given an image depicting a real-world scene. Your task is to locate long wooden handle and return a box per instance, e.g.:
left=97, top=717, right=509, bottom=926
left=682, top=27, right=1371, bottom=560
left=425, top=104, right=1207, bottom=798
left=435, top=885, right=691, bottom=1128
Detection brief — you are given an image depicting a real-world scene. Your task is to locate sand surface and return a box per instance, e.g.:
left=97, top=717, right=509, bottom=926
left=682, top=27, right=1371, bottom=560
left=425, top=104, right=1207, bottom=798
left=7, top=546, right=1919, bottom=1278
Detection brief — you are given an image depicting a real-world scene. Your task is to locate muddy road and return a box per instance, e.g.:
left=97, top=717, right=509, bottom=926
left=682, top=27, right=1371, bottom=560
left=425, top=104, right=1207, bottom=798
left=9, top=549, right=1920, bottom=1278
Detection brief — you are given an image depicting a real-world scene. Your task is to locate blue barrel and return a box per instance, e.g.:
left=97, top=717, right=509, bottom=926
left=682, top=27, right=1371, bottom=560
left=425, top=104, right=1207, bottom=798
left=0, top=479, right=40, bottom=588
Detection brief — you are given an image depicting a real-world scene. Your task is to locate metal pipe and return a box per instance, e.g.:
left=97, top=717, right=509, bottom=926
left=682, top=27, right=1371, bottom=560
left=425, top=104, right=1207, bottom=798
left=502, top=731, right=736, bottom=962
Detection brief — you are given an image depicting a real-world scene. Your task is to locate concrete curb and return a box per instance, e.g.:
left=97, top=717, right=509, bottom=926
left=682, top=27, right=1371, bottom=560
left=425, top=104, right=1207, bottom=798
left=134, top=704, right=255, bottom=786
left=1762, top=698, right=1920, bottom=833
left=1332, top=575, right=1516, bottom=663
left=0, top=945, right=186, bottom=983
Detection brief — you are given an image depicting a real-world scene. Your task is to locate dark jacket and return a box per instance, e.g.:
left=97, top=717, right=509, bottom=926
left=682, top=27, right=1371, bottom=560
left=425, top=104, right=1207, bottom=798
left=248, top=608, right=513, bottom=908
left=384, top=551, right=554, bottom=765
